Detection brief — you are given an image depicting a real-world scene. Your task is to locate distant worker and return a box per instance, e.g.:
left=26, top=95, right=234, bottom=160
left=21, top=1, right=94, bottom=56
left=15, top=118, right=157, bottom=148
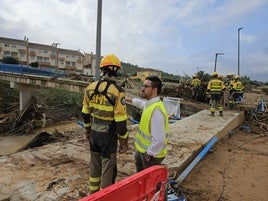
left=207, top=72, right=226, bottom=116
left=190, top=74, right=201, bottom=101
left=218, top=74, right=225, bottom=105
left=126, top=76, right=169, bottom=172
left=82, top=54, right=129, bottom=194
left=226, top=73, right=235, bottom=90
left=229, top=75, right=244, bottom=104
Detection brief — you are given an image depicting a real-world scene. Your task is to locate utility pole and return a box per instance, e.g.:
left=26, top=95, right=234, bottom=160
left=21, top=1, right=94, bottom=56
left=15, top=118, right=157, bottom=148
left=52, top=43, right=60, bottom=75
left=214, top=53, right=224, bottom=72
left=238, top=27, right=244, bottom=76
left=95, top=0, right=102, bottom=80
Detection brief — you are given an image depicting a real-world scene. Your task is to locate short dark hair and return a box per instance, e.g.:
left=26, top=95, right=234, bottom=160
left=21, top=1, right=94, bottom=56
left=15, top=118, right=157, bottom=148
left=101, top=66, right=119, bottom=77
left=145, top=76, right=162, bottom=95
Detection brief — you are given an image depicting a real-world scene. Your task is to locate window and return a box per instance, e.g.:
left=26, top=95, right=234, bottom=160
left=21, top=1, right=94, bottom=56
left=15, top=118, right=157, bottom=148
left=11, top=45, right=16, bottom=48
left=66, top=61, right=70, bottom=65
left=11, top=52, right=18, bottom=57
left=4, top=44, right=9, bottom=47
left=44, top=57, right=49, bottom=62
left=71, top=62, right=76, bottom=66
left=30, top=56, right=35, bottom=60
left=44, top=50, right=48, bottom=53
left=37, top=56, right=43, bottom=61
left=3, top=51, right=10, bottom=56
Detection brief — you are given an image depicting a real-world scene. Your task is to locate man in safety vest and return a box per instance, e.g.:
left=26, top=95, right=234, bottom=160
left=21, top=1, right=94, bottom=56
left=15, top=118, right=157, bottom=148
left=207, top=72, right=226, bottom=116
left=82, top=54, right=128, bottom=194
left=126, top=76, right=169, bottom=172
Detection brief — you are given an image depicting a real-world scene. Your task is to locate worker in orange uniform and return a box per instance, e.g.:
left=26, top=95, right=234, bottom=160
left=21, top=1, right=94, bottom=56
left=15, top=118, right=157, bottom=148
left=190, top=74, right=201, bottom=101
left=207, top=72, right=226, bottom=116
left=82, top=54, right=129, bottom=194
left=126, top=76, right=169, bottom=172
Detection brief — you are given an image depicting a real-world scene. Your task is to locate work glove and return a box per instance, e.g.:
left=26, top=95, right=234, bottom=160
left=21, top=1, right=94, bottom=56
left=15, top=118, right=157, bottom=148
left=118, top=136, right=128, bottom=154
left=85, top=126, right=91, bottom=144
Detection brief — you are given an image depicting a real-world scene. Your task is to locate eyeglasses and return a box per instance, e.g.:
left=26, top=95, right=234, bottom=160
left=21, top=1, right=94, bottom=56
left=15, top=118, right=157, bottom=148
left=141, top=84, right=152, bottom=88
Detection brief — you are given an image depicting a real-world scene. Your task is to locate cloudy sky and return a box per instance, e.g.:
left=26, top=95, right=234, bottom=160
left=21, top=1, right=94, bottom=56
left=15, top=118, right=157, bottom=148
left=1, top=0, right=268, bottom=82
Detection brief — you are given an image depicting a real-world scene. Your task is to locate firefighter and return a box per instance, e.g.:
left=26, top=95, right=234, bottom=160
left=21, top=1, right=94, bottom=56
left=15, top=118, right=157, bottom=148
left=126, top=76, right=169, bottom=172
left=190, top=74, right=201, bottom=101
left=229, top=75, right=244, bottom=104
left=207, top=72, right=226, bottom=116
left=226, top=73, right=235, bottom=90
left=82, top=54, right=129, bottom=194
left=218, top=74, right=226, bottom=106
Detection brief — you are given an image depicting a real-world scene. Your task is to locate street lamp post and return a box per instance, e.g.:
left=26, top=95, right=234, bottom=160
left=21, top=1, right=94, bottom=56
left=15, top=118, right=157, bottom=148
left=52, top=42, right=60, bottom=75
left=95, top=0, right=102, bottom=80
left=238, top=27, right=244, bottom=76
left=214, top=53, right=224, bottom=72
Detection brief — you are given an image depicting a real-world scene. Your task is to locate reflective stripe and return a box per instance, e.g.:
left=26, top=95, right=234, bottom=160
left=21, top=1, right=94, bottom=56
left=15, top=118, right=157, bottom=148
left=137, top=128, right=151, bottom=141
left=114, top=114, right=128, bottom=122
left=89, top=185, right=100, bottom=191
left=84, top=122, right=91, bottom=128
left=135, top=137, right=167, bottom=150
left=119, top=132, right=128, bottom=139
left=89, top=102, right=114, bottom=112
left=90, top=177, right=100, bottom=182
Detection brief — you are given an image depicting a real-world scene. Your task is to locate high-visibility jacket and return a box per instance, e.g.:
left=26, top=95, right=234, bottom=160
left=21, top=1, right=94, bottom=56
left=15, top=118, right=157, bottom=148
left=82, top=77, right=128, bottom=138
left=207, top=78, right=225, bottom=94
left=232, top=81, right=244, bottom=92
left=191, top=78, right=201, bottom=87
left=135, top=101, right=169, bottom=158
left=228, top=79, right=235, bottom=89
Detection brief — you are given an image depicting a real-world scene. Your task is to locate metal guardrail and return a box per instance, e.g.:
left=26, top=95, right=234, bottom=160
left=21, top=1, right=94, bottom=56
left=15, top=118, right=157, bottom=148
left=0, top=63, right=66, bottom=78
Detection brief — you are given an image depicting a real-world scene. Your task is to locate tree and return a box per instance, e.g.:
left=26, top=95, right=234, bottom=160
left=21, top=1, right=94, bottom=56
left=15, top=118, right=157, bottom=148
left=30, top=62, right=39, bottom=68
left=2, top=56, right=19, bottom=64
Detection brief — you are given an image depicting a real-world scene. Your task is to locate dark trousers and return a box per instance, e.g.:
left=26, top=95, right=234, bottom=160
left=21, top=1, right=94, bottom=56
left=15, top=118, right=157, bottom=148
left=134, top=150, right=164, bottom=172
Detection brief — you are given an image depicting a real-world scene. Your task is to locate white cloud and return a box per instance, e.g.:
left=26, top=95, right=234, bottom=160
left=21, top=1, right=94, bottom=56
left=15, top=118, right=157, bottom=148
left=0, top=0, right=267, bottom=81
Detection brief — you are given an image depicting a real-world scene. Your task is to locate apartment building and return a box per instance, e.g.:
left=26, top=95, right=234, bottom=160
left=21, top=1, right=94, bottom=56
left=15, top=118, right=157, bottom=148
left=0, top=36, right=96, bottom=76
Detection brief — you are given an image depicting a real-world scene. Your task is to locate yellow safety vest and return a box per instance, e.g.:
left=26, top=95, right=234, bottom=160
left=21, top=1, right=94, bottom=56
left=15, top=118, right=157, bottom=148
left=232, top=81, right=244, bottom=91
left=191, top=79, right=201, bottom=87
left=207, top=79, right=225, bottom=93
left=135, top=101, right=169, bottom=158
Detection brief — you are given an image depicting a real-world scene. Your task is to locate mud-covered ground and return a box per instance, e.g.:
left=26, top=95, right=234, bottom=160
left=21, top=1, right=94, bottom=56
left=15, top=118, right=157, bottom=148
left=1, top=80, right=268, bottom=201
left=181, top=123, right=268, bottom=201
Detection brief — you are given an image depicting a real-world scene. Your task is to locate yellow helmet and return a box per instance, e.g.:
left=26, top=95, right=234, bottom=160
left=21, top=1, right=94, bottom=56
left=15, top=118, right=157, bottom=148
left=212, top=71, right=218, bottom=77
left=218, top=74, right=223, bottom=80
left=227, top=73, right=233, bottom=78
left=234, top=75, right=240, bottom=80
left=100, top=54, right=121, bottom=69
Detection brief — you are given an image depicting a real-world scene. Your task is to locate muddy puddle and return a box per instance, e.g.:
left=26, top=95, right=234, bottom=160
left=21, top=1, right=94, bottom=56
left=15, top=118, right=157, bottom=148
left=0, top=134, right=36, bottom=156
